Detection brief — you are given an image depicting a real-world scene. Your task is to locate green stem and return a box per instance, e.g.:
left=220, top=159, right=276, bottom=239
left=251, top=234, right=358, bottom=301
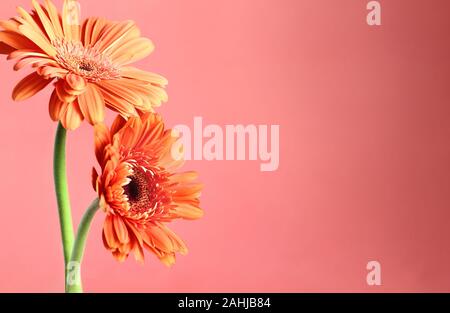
left=53, top=122, right=75, bottom=289
left=66, top=198, right=99, bottom=293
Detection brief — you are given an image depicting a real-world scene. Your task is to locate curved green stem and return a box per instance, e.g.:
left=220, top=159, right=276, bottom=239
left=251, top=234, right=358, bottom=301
left=66, top=198, right=99, bottom=293
left=53, top=122, right=75, bottom=287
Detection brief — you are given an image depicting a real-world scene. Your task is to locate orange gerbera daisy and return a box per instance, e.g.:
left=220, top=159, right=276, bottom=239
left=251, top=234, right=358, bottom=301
left=93, top=113, right=203, bottom=265
left=0, top=0, right=167, bottom=129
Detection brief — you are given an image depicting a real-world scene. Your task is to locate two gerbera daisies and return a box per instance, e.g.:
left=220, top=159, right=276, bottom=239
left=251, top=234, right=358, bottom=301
left=0, top=0, right=203, bottom=290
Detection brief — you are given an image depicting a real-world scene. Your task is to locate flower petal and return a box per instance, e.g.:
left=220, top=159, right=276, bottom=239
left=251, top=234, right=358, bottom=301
left=13, top=56, right=52, bottom=71
left=172, top=202, right=204, bottom=220
left=31, top=0, right=56, bottom=41
left=158, top=223, right=188, bottom=255
left=95, top=20, right=140, bottom=54
left=82, top=17, right=108, bottom=47
left=18, top=23, right=56, bottom=57
left=121, top=66, right=168, bottom=86
left=0, top=42, right=14, bottom=54
left=146, top=223, right=174, bottom=253
left=60, top=101, right=83, bottom=130
left=94, top=123, right=111, bottom=164
left=0, top=31, right=35, bottom=50
left=55, top=79, right=77, bottom=103
left=44, top=0, right=64, bottom=38
left=159, top=253, right=176, bottom=267
left=99, top=80, right=143, bottom=108
left=118, top=117, right=142, bottom=149
left=92, top=167, right=99, bottom=191
left=131, top=239, right=145, bottom=263
left=12, top=72, right=52, bottom=101
left=77, top=83, right=105, bottom=125
left=110, top=37, right=154, bottom=65
left=97, top=81, right=139, bottom=117
left=8, top=49, right=49, bottom=60
left=103, top=215, right=119, bottom=249
left=16, top=6, right=49, bottom=41
left=110, top=115, right=127, bottom=137
left=65, top=73, right=87, bottom=92
left=112, top=215, right=130, bottom=244
left=48, top=88, right=65, bottom=121
left=37, top=65, right=68, bottom=79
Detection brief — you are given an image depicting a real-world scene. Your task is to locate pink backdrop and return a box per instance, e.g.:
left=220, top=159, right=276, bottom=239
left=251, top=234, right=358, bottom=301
left=1, top=0, right=450, bottom=292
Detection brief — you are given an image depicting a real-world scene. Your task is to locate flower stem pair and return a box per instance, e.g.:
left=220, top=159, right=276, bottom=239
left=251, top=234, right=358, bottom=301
left=53, top=122, right=98, bottom=293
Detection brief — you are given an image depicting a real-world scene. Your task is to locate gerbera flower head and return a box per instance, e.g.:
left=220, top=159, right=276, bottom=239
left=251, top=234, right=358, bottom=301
left=0, top=0, right=168, bottom=130
left=93, top=113, right=203, bottom=265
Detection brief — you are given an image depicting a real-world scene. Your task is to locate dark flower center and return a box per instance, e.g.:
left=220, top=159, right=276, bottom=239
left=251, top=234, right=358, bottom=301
left=124, top=177, right=141, bottom=202
left=122, top=166, right=170, bottom=216
left=79, top=62, right=94, bottom=72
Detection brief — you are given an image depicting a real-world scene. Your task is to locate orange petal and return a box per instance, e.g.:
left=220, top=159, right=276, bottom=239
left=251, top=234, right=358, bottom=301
left=135, top=114, right=164, bottom=147
left=99, top=80, right=143, bottom=108
left=0, top=31, right=35, bottom=50
left=55, top=80, right=77, bottom=103
left=77, top=83, right=105, bottom=125
left=44, top=0, right=64, bottom=38
left=60, top=101, right=83, bottom=130
left=131, top=239, right=145, bottom=263
left=81, top=17, right=96, bottom=47
left=121, top=67, right=168, bottom=86
left=112, top=215, right=130, bottom=244
left=97, top=82, right=139, bottom=117
left=31, top=0, right=56, bottom=41
left=172, top=183, right=203, bottom=199
left=160, top=223, right=188, bottom=255
left=16, top=6, right=49, bottom=40
left=0, top=19, right=21, bottom=32
left=65, top=73, right=87, bottom=92
left=94, top=123, right=111, bottom=164
left=103, top=215, right=119, bottom=249
left=95, top=20, right=139, bottom=54
left=0, top=42, right=14, bottom=54
left=110, top=78, right=165, bottom=111
left=170, top=172, right=199, bottom=184
left=112, top=250, right=128, bottom=262
left=110, top=115, right=127, bottom=137
left=8, top=49, right=48, bottom=60
left=114, top=78, right=168, bottom=109
left=13, top=56, right=53, bottom=71
left=37, top=65, right=68, bottom=79
left=119, top=117, right=142, bottom=149
left=12, top=72, right=52, bottom=101
left=48, top=88, right=65, bottom=121
left=146, top=223, right=174, bottom=253
left=172, top=202, right=204, bottom=220
left=110, top=37, right=154, bottom=65
left=92, top=167, right=99, bottom=191
left=82, top=17, right=108, bottom=47
left=18, top=23, right=56, bottom=57
left=104, top=96, right=139, bottom=118
left=159, top=253, right=176, bottom=267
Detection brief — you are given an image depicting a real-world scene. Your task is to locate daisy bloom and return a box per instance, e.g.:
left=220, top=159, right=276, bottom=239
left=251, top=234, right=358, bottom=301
left=93, top=113, right=204, bottom=265
left=0, top=0, right=168, bottom=130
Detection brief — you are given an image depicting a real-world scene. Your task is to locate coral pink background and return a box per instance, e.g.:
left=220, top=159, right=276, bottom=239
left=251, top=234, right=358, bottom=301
left=1, top=0, right=450, bottom=292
